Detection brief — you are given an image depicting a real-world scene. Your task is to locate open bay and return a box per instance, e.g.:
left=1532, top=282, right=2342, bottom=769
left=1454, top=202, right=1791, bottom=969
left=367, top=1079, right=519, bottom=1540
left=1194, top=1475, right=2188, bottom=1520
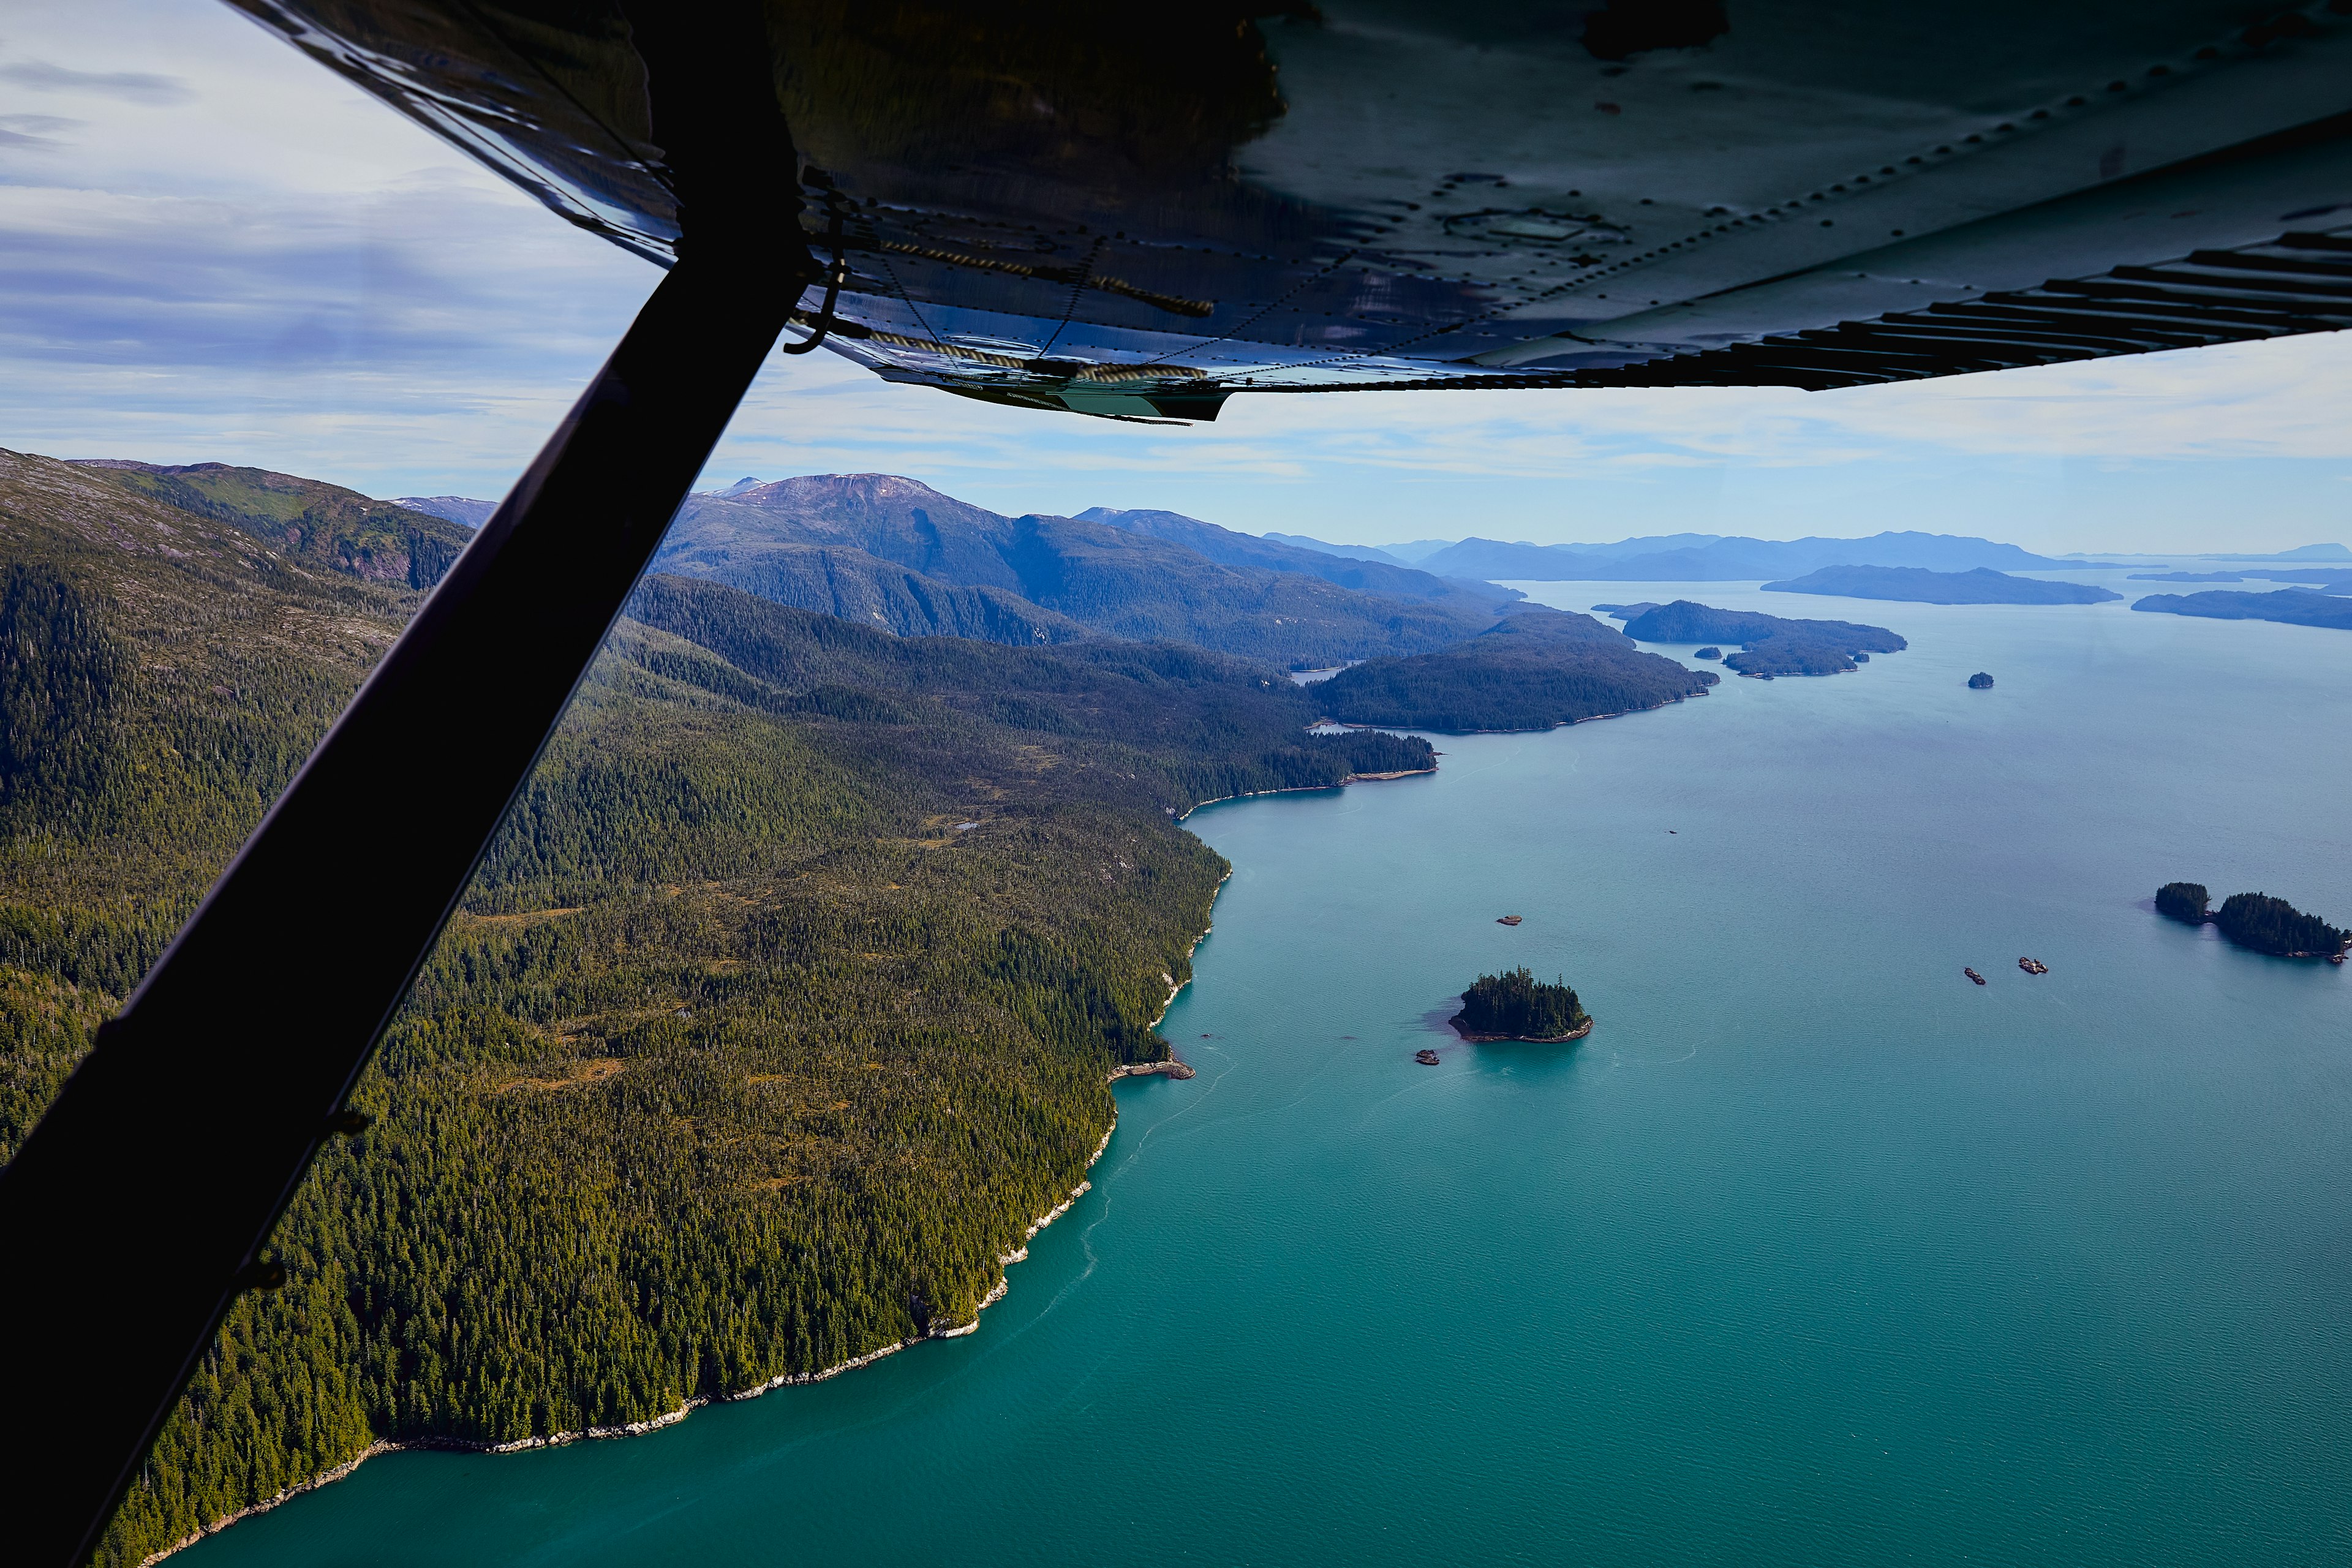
left=184, top=573, right=2352, bottom=1566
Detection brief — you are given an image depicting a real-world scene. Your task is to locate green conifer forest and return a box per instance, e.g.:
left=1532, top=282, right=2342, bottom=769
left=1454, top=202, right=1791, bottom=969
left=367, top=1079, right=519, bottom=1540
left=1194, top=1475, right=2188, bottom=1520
left=0, top=448, right=1433, bottom=1564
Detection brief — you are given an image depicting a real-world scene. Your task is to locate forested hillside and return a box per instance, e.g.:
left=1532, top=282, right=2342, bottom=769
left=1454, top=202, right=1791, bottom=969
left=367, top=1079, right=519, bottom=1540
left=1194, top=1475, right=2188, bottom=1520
left=74, top=458, right=473, bottom=591
left=640, top=538, right=1096, bottom=646
left=658, top=475, right=1504, bottom=664
left=0, top=447, right=1428, bottom=1566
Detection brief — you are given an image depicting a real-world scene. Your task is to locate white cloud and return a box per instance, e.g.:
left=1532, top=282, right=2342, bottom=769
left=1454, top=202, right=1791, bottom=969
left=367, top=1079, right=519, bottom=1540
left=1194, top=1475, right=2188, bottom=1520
left=0, top=60, right=192, bottom=105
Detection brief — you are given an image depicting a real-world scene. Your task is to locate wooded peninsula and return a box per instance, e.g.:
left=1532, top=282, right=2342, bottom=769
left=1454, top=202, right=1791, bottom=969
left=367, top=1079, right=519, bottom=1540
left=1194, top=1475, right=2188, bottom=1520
left=1316, top=611, right=1716, bottom=732
left=1618, top=601, right=1905, bottom=676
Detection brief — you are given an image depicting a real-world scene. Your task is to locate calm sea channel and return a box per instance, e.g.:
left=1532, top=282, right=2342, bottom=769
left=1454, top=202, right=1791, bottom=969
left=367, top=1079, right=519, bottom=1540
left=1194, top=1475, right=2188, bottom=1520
left=186, top=572, right=2352, bottom=1566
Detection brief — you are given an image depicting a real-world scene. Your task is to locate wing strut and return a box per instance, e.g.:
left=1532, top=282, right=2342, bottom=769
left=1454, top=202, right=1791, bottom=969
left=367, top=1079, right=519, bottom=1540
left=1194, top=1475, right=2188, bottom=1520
left=0, top=7, right=812, bottom=1560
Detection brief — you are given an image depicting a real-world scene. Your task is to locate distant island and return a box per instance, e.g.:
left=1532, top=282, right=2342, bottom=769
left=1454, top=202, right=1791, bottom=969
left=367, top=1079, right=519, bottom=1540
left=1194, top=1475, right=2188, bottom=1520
left=1318, top=611, right=1716, bottom=732
left=2155, top=882, right=2347, bottom=959
left=2130, top=589, right=2352, bottom=631
left=2156, top=882, right=2210, bottom=924
left=1619, top=601, right=1905, bottom=677
left=1412, top=529, right=2068, bottom=583
left=1694, top=645, right=1722, bottom=660
left=1763, top=565, right=2120, bottom=605
left=1452, top=967, right=1593, bottom=1042
left=2217, top=893, right=2348, bottom=959
left=2131, top=568, right=2352, bottom=588
left=1967, top=672, right=1994, bottom=689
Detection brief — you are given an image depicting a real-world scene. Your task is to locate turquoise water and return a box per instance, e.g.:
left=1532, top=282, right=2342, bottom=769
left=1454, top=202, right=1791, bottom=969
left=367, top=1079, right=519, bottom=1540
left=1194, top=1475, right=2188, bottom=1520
left=186, top=576, right=2352, bottom=1566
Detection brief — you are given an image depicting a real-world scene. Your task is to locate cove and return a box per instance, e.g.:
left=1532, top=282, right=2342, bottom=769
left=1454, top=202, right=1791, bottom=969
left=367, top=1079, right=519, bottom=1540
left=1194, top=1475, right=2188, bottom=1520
left=183, top=574, right=2352, bottom=1567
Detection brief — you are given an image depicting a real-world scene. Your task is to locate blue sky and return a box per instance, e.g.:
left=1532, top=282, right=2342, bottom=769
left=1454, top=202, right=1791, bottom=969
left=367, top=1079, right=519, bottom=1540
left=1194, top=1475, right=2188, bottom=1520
left=5, top=0, right=2351, bottom=555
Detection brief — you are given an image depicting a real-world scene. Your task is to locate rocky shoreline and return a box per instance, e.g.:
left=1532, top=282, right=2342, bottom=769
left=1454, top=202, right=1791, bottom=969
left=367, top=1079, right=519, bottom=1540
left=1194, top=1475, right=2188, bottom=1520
left=1111, top=1057, right=1197, bottom=1080
left=1451, top=1018, right=1596, bottom=1044
left=1315, top=693, right=1697, bottom=737
left=1177, top=767, right=1434, bottom=819
left=142, top=800, right=1248, bottom=1562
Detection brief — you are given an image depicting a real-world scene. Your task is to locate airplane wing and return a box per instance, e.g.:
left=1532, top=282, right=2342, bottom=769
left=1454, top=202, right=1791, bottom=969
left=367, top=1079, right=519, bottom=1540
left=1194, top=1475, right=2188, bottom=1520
left=228, top=0, right=2352, bottom=417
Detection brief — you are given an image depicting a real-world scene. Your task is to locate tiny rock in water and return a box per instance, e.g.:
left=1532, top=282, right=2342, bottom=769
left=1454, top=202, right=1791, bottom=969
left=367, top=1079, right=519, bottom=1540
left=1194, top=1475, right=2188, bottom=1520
left=1497, top=914, right=1523, bottom=926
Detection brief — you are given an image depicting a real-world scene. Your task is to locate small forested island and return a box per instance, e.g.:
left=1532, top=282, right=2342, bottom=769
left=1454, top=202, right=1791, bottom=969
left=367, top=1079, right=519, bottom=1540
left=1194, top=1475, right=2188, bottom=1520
left=1619, top=601, right=1905, bottom=677
left=1694, top=646, right=1722, bottom=660
left=2154, top=883, right=2348, bottom=959
left=1763, top=565, right=2120, bottom=605
left=1451, top=966, right=1593, bottom=1042
left=1967, top=672, right=1994, bottom=689
left=2156, top=882, right=2210, bottom=924
left=1317, top=611, right=1713, bottom=732
left=2215, top=892, right=2348, bottom=959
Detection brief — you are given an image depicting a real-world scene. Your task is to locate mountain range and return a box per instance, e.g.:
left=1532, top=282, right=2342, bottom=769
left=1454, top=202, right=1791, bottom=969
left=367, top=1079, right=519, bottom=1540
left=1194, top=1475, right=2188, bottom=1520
left=651, top=477, right=1516, bottom=666
left=358, top=480, right=2346, bottom=594
left=1254, top=528, right=2070, bottom=580
left=1763, top=565, right=2121, bottom=606
left=2193, top=544, right=2352, bottom=562
left=1074, top=507, right=1512, bottom=613
left=1408, top=532, right=2067, bottom=582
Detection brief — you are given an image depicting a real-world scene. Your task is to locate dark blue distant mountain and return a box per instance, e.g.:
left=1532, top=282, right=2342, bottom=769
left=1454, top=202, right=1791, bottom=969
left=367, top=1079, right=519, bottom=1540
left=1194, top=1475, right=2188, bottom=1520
left=2245, top=570, right=2352, bottom=586
left=1765, top=565, right=2119, bottom=605
left=387, top=495, right=496, bottom=529
left=1080, top=508, right=1515, bottom=611
left=1376, top=538, right=1458, bottom=565
left=1261, top=532, right=1412, bottom=567
left=1412, top=538, right=1593, bottom=578
left=1555, top=532, right=1726, bottom=560
left=2196, top=543, right=2351, bottom=562
left=1419, top=530, right=2061, bottom=582
left=2137, top=568, right=2352, bottom=589
left=2130, top=589, right=2352, bottom=630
